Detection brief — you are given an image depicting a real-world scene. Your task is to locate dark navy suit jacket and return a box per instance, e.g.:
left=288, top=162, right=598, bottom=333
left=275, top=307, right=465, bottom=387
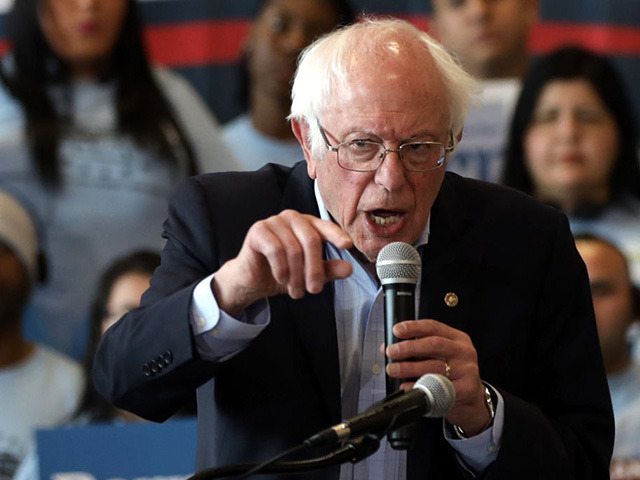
left=94, top=162, right=613, bottom=479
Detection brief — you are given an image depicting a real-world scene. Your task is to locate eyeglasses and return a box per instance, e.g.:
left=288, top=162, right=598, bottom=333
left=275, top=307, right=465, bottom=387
left=317, top=120, right=454, bottom=172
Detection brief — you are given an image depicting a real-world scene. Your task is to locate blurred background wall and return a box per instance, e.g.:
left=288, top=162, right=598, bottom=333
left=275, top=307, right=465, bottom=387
left=0, top=0, right=638, bottom=133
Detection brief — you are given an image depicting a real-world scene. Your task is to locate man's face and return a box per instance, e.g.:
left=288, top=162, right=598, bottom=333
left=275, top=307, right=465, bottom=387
left=431, top=0, right=538, bottom=78
left=576, top=239, right=635, bottom=370
left=297, top=49, right=451, bottom=263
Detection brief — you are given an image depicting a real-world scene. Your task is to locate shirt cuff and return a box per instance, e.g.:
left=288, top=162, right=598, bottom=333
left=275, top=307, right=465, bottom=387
left=443, top=384, right=504, bottom=476
left=190, top=273, right=270, bottom=362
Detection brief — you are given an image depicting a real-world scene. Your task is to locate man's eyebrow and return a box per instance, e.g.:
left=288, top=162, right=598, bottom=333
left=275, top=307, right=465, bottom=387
left=342, top=128, right=442, bottom=143
left=404, top=131, right=442, bottom=142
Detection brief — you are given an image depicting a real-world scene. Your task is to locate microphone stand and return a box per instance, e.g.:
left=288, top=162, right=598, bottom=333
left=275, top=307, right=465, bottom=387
left=186, top=435, right=381, bottom=480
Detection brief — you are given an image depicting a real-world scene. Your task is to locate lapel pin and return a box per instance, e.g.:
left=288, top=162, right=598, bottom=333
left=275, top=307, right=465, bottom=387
left=444, top=292, right=459, bottom=307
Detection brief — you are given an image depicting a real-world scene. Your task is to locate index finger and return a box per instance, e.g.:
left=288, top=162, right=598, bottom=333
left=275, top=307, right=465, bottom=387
left=304, top=214, right=353, bottom=250
left=393, top=319, right=465, bottom=341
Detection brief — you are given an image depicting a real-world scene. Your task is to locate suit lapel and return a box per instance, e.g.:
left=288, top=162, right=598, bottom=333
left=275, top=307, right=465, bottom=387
left=410, top=174, right=486, bottom=477
left=278, top=164, right=342, bottom=424
left=418, top=175, right=485, bottom=341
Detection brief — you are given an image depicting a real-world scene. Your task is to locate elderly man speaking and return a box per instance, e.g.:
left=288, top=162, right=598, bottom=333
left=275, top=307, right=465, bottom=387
left=94, top=18, right=613, bottom=480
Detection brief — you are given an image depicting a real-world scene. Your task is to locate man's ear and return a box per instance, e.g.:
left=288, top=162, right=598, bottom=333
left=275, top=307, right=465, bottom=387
left=455, top=128, right=463, bottom=144
left=291, top=118, right=318, bottom=179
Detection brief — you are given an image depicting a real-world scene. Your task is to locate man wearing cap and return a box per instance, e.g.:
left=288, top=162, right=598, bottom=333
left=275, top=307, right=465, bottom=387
left=0, top=189, right=84, bottom=480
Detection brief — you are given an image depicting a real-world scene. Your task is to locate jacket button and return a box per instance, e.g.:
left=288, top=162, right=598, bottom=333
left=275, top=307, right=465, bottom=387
left=156, top=355, right=167, bottom=368
left=150, top=360, right=159, bottom=374
left=143, top=363, right=151, bottom=376
left=163, top=350, right=173, bottom=364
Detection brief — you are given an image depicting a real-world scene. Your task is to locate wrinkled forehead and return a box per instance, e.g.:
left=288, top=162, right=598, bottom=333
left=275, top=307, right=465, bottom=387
left=323, top=38, right=451, bottom=125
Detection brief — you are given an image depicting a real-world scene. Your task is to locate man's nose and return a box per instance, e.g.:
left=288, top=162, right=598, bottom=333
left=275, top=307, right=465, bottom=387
left=374, top=150, right=407, bottom=191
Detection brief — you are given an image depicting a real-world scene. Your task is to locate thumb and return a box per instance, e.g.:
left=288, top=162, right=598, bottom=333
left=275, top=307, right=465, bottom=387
left=324, top=259, right=353, bottom=282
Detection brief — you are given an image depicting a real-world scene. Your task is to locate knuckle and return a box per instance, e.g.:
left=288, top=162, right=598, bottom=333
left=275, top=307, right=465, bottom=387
left=454, top=381, right=474, bottom=400
left=249, top=219, right=269, bottom=236
left=262, top=241, right=283, bottom=259
left=299, top=232, right=322, bottom=251
left=286, top=244, right=304, bottom=262
left=458, top=330, right=472, bottom=345
left=394, top=340, right=411, bottom=357
left=391, top=361, right=409, bottom=377
left=428, top=336, right=446, bottom=352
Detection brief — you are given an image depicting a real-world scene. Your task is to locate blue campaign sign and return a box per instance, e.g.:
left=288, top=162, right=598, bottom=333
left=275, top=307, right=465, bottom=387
left=36, top=417, right=198, bottom=480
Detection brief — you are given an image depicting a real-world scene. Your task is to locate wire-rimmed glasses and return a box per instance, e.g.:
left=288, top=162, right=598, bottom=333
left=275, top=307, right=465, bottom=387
left=317, top=119, right=454, bottom=172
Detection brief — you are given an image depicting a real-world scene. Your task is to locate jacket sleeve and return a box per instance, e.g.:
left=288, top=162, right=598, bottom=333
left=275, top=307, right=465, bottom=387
left=92, top=176, right=229, bottom=422
left=92, top=165, right=297, bottom=422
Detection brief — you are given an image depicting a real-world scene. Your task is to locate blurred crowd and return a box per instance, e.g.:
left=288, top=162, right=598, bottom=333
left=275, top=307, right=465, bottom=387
left=1, top=0, right=638, bottom=479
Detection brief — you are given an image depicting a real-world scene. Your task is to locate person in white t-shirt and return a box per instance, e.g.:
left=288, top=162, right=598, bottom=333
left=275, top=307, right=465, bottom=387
left=0, top=190, right=84, bottom=480
left=429, top=0, right=538, bottom=182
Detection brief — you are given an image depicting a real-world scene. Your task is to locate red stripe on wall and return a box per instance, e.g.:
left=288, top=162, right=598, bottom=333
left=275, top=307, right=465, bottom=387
left=1, top=19, right=638, bottom=66
left=143, top=18, right=640, bottom=67
left=143, top=19, right=251, bottom=66
left=373, top=14, right=640, bottom=56
left=530, top=22, right=640, bottom=56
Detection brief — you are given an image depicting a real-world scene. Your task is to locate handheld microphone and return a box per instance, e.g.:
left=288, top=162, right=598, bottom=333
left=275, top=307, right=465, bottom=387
left=304, top=374, right=455, bottom=448
left=375, top=241, right=422, bottom=449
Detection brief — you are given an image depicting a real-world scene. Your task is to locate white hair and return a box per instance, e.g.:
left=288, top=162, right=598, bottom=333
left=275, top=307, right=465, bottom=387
left=288, top=17, right=479, bottom=158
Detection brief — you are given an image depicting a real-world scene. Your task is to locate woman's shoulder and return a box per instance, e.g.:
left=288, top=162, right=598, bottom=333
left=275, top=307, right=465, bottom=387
left=151, top=67, right=199, bottom=103
left=151, top=67, right=180, bottom=86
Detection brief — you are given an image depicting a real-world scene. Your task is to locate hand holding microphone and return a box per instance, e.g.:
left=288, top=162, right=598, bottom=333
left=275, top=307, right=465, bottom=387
left=375, top=242, right=422, bottom=395
left=376, top=242, right=493, bottom=441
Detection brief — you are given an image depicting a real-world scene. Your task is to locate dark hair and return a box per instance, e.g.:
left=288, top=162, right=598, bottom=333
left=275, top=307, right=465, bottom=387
left=502, top=46, right=640, bottom=201
left=0, top=0, right=196, bottom=188
left=74, top=249, right=160, bottom=422
left=235, top=0, right=356, bottom=112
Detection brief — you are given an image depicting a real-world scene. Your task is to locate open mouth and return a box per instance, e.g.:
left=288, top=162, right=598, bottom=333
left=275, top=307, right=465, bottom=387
left=367, top=210, right=403, bottom=226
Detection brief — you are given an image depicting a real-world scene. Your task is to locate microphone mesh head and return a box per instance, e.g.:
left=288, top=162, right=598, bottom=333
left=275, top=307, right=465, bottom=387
left=375, top=242, right=422, bottom=285
left=414, top=374, right=456, bottom=418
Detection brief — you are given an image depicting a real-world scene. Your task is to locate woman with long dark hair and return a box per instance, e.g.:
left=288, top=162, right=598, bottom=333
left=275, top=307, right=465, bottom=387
left=0, top=0, right=239, bottom=360
left=502, top=46, right=640, bottom=284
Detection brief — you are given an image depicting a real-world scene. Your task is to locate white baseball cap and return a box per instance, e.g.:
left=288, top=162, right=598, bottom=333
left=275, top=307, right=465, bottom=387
left=0, top=190, right=39, bottom=282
